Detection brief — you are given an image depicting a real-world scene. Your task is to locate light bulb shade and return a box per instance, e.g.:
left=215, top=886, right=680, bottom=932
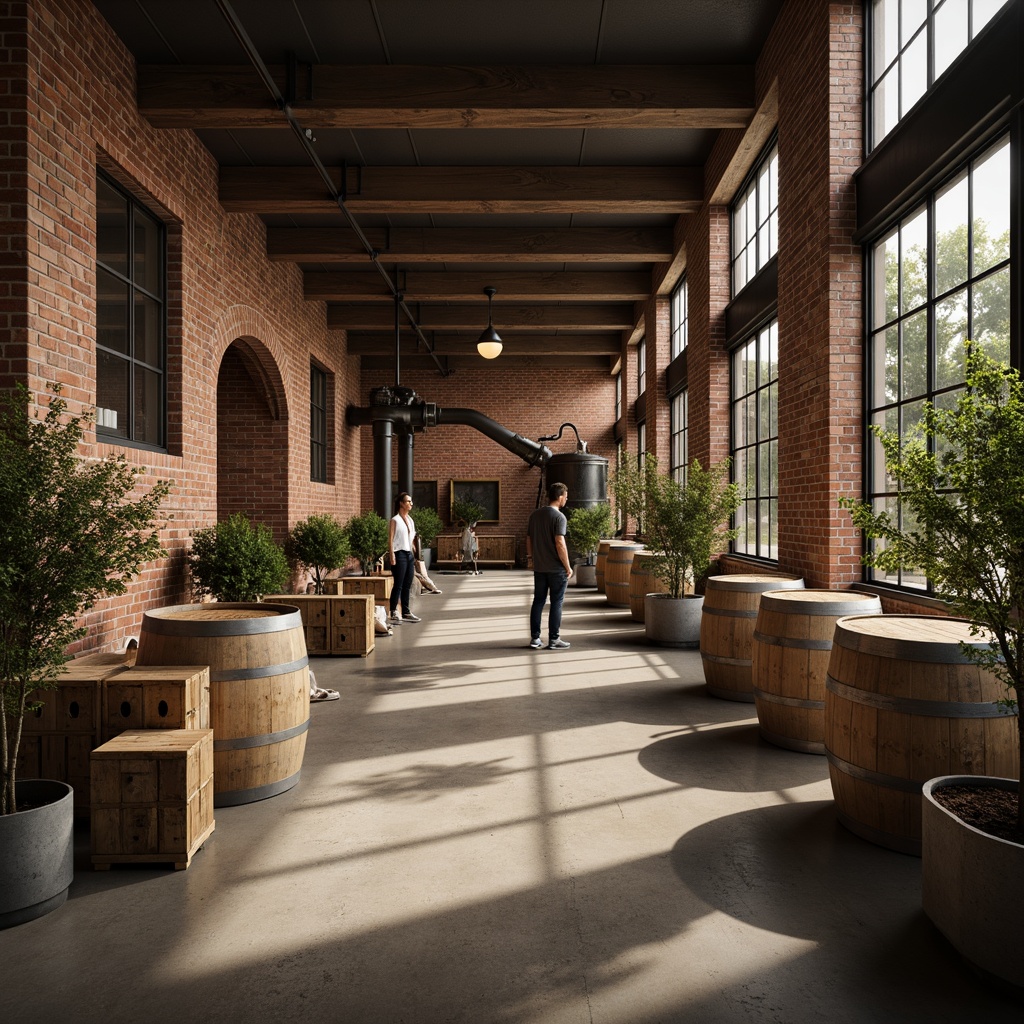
left=477, top=331, right=503, bottom=359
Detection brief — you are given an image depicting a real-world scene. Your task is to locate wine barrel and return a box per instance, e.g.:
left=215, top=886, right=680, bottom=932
left=628, top=551, right=671, bottom=622
left=605, top=542, right=644, bottom=607
left=136, top=603, right=309, bottom=807
left=751, top=589, right=882, bottom=753
left=594, top=539, right=616, bottom=595
left=825, top=614, right=1018, bottom=855
left=700, top=574, right=805, bottom=702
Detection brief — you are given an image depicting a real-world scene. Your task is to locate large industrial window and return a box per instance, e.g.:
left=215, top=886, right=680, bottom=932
left=670, top=389, right=688, bottom=485
left=96, top=172, right=166, bottom=449
left=636, top=337, right=646, bottom=396
left=310, top=362, right=328, bottom=483
left=732, top=140, right=778, bottom=296
left=731, top=320, right=779, bottom=560
left=670, top=277, right=688, bottom=359
left=865, top=134, right=1010, bottom=589
left=869, top=0, right=1011, bottom=150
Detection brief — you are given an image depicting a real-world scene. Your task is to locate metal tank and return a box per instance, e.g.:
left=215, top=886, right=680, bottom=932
left=545, top=452, right=608, bottom=512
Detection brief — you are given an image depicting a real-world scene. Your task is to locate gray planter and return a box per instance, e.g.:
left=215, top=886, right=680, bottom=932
left=922, top=775, right=1023, bottom=993
left=0, top=779, right=74, bottom=929
left=422, top=548, right=432, bottom=570
left=574, top=562, right=597, bottom=588
left=645, top=593, right=704, bottom=648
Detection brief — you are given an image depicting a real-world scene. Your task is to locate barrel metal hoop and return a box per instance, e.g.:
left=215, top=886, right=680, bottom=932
left=700, top=652, right=751, bottom=667
left=831, top=627, right=991, bottom=664
left=213, top=769, right=302, bottom=807
left=825, top=674, right=1010, bottom=718
left=214, top=718, right=309, bottom=751
left=752, top=629, right=833, bottom=651
left=825, top=750, right=925, bottom=793
left=752, top=686, right=824, bottom=710
left=209, top=655, right=310, bottom=681
left=702, top=606, right=758, bottom=619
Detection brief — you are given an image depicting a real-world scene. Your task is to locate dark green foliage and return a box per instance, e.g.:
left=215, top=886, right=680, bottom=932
left=452, top=497, right=486, bottom=528
left=566, top=503, right=612, bottom=564
left=344, top=510, right=390, bottom=574
left=288, top=514, right=351, bottom=594
left=0, top=384, right=171, bottom=814
left=189, top=513, right=289, bottom=602
left=412, top=506, right=443, bottom=549
left=840, top=346, right=1024, bottom=827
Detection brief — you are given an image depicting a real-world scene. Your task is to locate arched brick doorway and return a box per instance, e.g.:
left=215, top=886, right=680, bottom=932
left=216, top=337, right=290, bottom=542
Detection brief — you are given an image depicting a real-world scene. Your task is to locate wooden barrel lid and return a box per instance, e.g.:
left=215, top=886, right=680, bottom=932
left=706, top=574, right=804, bottom=592
left=758, top=589, right=882, bottom=616
left=833, top=614, right=997, bottom=663
left=141, top=602, right=302, bottom=636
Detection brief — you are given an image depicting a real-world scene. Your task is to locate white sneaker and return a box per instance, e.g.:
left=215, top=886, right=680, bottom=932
left=389, top=614, right=403, bottom=624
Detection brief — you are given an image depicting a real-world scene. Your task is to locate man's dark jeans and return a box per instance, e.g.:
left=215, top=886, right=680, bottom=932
left=530, top=569, right=569, bottom=641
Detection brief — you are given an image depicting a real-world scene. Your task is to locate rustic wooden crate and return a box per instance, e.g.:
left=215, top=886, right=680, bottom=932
left=90, top=729, right=215, bottom=871
left=262, top=595, right=330, bottom=654
left=330, top=594, right=376, bottom=656
left=102, top=666, right=211, bottom=741
left=340, top=575, right=393, bottom=606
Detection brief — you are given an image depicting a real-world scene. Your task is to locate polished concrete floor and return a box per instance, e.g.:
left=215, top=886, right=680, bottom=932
left=1, top=571, right=1020, bottom=1023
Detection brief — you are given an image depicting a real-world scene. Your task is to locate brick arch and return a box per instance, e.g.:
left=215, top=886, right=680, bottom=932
left=212, top=309, right=291, bottom=543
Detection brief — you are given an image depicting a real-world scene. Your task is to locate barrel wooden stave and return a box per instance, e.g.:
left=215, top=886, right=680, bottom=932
left=751, top=590, right=882, bottom=753
left=824, top=614, right=1018, bottom=855
left=594, top=539, right=615, bottom=595
left=628, top=550, right=671, bottom=622
left=136, top=603, right=310, bottom=807
left=699, top=574, right=805, bottom=702
left=605, top=542, right=644, bottom=607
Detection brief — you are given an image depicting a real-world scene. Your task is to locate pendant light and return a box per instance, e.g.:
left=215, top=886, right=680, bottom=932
left=476, top=286, right=503, bottom=359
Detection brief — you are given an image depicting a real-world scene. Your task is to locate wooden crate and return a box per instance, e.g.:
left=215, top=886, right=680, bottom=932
left=330, top=594, right=376, bottom=656
left=263, top=595, right=330, bottom=654
left=102, top=666, right=211, bottom=741
left=90, top=729, right=215, bottom=871
left=20, top=656, right=132, bottom=816
left=340, top=575, right=393, bottom=606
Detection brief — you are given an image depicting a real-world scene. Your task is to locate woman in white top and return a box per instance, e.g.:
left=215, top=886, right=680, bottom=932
left=388, top=491, right=420, bottom=623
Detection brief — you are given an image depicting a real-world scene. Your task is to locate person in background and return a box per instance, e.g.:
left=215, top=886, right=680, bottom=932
left=388, top=491, right=421, bottom=624
left=526, top=482, right=573, bottom=649
left=461, top=521, right=480, bottom=574
left=413, top=535, right=442, bottom=594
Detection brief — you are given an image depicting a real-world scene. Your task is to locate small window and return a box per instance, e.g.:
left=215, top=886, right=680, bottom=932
left=615, top=371, right=622, bottom=422
left=670, top=278, right=688, bottom=359
left=670, top=390, right=688, bottom=485
left=96, top=172, right=166, bottom=448
left=731, top=140, right=778, bottom=297
left=637, top=337, right=646, bottom=397
left=310, top=362, right=328, bottom=483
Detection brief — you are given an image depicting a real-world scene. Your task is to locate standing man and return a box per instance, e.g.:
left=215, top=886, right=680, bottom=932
left=526, top=481, right=573, bottom=650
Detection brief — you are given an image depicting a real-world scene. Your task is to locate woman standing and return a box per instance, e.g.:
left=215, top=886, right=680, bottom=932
left=388, top=492, right=421, bottom=624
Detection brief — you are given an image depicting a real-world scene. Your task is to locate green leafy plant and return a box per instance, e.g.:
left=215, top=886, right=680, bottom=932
left=344, top=510, right=390, bottom=574
left=639, top=455, right=740, bottom=599
left=452, top=497, right=486, bottom=528
left=609, top=451, right=646, bottom=535
left=287, top=514, right=351, bottom=594
left=566, top=503, right=612, bottom=565
left=412, top=505, right=443, bottom=550
left=840, top=345, right=1023, bottom=831
left=189, top=513, right=289, bottom=602
left=0, top=384, right=171, bottom=814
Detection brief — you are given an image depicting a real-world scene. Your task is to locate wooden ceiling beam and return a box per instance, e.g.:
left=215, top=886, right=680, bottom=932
left=304, top=270, right=652, bottom=302
left=138, top=64, right=755, bottom=129
left=267, top=226, right=674, bottom=262
left=347, top=333, right=621, bottom=355
left=360, top=354, right=613, bottom=371
left=331, top=304, right=634, bottom=331
left=220, top=165, right=703, bottom=215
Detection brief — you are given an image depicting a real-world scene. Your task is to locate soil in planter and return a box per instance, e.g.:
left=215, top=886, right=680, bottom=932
left=933, top=785, right=1024, bottom=844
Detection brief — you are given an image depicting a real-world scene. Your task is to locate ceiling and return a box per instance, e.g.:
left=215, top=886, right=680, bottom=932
left=93, top=0, right=784, bottom=373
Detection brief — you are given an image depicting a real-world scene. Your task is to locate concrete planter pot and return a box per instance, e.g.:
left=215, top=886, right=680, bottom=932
left=645, top=593, right=704, bottom=648
left=574, top=562, right=597, bottom=588
left=0, top=779, right=74, bottom=930
left=922, top=775, right=1023, bottom=993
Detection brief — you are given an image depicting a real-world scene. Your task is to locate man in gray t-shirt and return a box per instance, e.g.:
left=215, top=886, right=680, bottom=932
left=526, top=481, right=573, bottom=650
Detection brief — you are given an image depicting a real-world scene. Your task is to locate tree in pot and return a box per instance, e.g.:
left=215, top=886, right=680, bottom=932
left=840, top=346, right=1022, bottom=988
left=565, top=502, right=612, bottom=587
left=287, top=514, right=351, bottom=594
left=0, top=384, right=170, bottom=925
left=451, top=497, right=486, bottom=530
left=344, top=510, right=390, bottom=575
left=639, top=455, right=739, bottom=646
left=412, top=506, right=444, bottom=569
left=188, top=513, right=290, bottom=601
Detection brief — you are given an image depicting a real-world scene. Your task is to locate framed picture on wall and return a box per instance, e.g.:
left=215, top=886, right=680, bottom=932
left=450, top=479, right=500, bottom=523
left=392, top=480, right=439, bottom=513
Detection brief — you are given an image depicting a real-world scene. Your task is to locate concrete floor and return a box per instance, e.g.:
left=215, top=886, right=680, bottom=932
left=1, top=572, right=1020, bottom=1023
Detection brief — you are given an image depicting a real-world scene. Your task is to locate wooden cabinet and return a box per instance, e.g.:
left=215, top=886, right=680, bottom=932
left=435, top=534, right=516, bottom=567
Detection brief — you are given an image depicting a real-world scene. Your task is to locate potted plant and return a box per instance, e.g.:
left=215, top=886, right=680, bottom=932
left=287, top=514, right=351, bottom=594
left=0, top=384, right=170, bottom=927
left=840, top=346, right=1022, bottom=989
left=451, top=497, right=486, bottom=530
left=565, top=502, right=612, bottom=587
left=188, top=513, right=290, bottom=601
left=412, top=506, right=444, bottom=570
left=344, top=510, right=390, bottom=575
left=635, top=455, right=739, bottom=647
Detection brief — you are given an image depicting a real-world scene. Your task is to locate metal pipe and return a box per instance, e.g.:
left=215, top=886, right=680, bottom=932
left=372, top=419, right=393, bottom=519
left=397, top=432, right=414, bottom=497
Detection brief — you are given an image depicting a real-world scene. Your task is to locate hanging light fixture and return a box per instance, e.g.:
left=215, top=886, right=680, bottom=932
left=476, top=286, right=503, bottom=359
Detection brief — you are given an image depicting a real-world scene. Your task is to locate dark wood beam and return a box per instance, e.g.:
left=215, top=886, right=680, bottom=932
left=305, top=270, right=652, bottom=302
left=220, top=165, right=703, bottom=214
left=139, top=64, right=755, bottom=129
left=332, top=305, right=634, bottom=331
left=267, top=226, right=674, bottom=262
left=360, top=354, right=614, bottom=371
left=347, top=333, right=621, bottom=355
